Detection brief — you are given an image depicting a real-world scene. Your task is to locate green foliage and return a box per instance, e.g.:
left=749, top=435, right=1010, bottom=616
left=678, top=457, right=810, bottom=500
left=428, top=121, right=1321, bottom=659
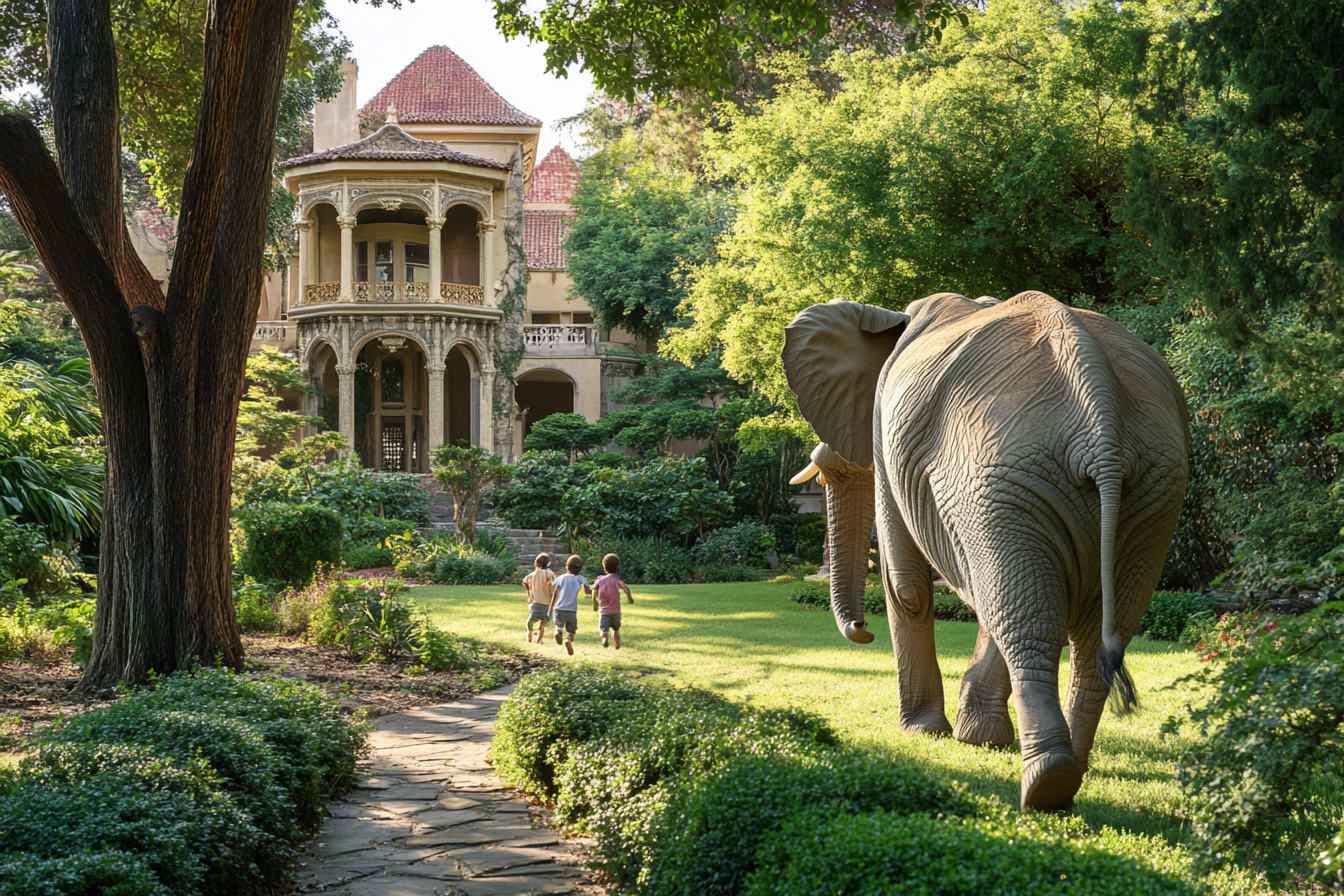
left=310, top=577, right=495, bottom=674
left=1138, top=591, right=1218, bottom=642
left=1124, top=0, right=1344, bottom=349
left=1163, top=604, right=1344, bottom=875
left=491, top=0, right=965, bottom=102
left=342, top=541, right=394, bottom=571
left=491, top=450, right=579, bottom=531
left=670, top=0, right=1181, bottom=408
left=0, top=516, right=85, bottom=600
left=235, top=502, right=342, bottom=587
left=522, top=412, right=606, bottom=458
left=745, top=810, right=1196, bottom=896
left=385, top=531, right=516, bottom=585
left=1225, top=545, right=1344, bottom=605
left=561, top=456, right=733, bottom=546
left=691, top=521, right=775, bottom=567
left=246, top=456, right=432, bottom=527
left=16, top=668, right=368, bottom=893
left=233, top=580, right=282, bottom=634
left=568, top=535, right=698, bottom=585
left=430, top=444, right=511, bottom=546
left=790, top=581, right=974, bottom=622
left=640, top=753, right=974, bottom=896
left=235, top=348, right=319, bottom=458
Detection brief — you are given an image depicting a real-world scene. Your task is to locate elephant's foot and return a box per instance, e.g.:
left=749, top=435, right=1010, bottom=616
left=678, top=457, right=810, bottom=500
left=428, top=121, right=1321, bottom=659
left=900, top=708, right=953, bottom=737
left=1021, top=752, right=1083, bottom=812
left=953, top=708, right=1014, bottom=748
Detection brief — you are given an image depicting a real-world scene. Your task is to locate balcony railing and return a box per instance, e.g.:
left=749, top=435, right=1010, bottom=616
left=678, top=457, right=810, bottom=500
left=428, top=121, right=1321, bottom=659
left=252, top=321, right=288, bottom=341
left=523, top=324, right=595, bottom=352
left=300, top=281, right=486, bottom=307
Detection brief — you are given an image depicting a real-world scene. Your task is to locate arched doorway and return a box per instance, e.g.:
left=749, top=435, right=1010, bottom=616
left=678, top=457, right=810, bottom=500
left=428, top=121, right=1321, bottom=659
left=444, top=343, right=480, bottom=448
left=354, top=335, right=430, bottom=472
left=515, top=368, right=575, bottom=441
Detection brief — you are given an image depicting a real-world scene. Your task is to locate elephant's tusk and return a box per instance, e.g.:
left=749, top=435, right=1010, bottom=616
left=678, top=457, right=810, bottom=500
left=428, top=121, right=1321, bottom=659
left=790, top=461, right=821, bottom=485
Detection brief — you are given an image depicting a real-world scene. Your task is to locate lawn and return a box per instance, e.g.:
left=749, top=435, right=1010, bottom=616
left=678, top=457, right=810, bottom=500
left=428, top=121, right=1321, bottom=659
left=416, top=579, right=1333, bottom=894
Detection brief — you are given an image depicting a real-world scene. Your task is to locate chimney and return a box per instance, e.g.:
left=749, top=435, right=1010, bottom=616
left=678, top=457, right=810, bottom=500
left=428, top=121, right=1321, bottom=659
left=314, top=58, right=359, bottom=151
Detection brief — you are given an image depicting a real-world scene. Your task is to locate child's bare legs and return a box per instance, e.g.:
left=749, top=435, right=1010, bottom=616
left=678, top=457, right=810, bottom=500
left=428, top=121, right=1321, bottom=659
left=537, top=620, right=547, bottom=643
left=613, top=629, right=621, bottom=649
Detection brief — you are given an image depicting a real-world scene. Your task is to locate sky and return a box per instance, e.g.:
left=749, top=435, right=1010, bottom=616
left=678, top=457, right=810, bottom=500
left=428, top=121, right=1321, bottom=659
left=326, top=0, right=596, bottom=157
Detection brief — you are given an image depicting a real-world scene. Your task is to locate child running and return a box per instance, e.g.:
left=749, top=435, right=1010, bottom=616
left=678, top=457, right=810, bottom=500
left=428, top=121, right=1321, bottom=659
left=521, top=553, right=556, bottom=643
left=548, top=554, right=591, bottom=656
left=592, top=553, right=634, bottom=649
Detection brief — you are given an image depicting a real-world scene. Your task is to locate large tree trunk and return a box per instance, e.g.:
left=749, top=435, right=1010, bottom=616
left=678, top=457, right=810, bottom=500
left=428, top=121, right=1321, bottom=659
left=0, top=0, right=299, bottom=690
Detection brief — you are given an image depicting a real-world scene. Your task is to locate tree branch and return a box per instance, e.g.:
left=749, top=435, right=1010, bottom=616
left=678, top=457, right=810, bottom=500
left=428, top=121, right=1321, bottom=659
left=46, top=0, right=163, bottom=311
left=166, top=0, right=262, bottom=321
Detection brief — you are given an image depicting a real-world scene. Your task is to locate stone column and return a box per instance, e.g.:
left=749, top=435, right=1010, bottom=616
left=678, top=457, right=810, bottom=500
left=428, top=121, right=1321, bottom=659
left=479, top=367, right=495, bottom=453
left=427, top=216, right=444, bottom=302
left=478, top=221, right=495, bottom=298
left=294, top=219, right=311, bottom=306
left=426, top=360, right=446, bottom=451
left=338, top=214, right=356, bottom=301
left=336, top=362, right=357, bottom=461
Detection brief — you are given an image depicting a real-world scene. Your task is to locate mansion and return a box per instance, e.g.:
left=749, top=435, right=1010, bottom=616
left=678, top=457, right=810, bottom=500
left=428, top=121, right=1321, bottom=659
left=248, top=47, right=649, bottom=470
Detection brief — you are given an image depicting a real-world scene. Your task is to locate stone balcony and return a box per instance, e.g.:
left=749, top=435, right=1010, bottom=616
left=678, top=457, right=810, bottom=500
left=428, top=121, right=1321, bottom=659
left=298, top=281, right=486, bottom=308
left=251, top=320, right=294, bottom=350
left=522, top=324, right=597, bottom=358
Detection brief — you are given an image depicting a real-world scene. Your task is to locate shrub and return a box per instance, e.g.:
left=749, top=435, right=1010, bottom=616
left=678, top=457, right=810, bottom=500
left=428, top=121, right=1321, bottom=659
left=768, top=512, right=823, bottom=555
left=29, top=668, right=368, bottom=890
left=491, top=669, right=660, bottom=798
left=3, top=744, right=263, bottom=896
left=743, top=811, right=1196, bottom=896
left=235, top=502, right=342, bottom=586
left=342, top=541, right=394, bottom=571
left=233, top=580, right=281, bottom=634
left=245, top=461, right=431, bottom=527
left=344, top=516, right=419, bottom=545
left=1163, top=603, right=1344, bottom=873
left=0, top=599, right=56, bottom=660
left=933, top=587, right=976, bottom=622
left=693, top=521, right=776, bottom=567
left=793, top=514, right=827, bottom=564
left=638, top=752, right=974, bottom=896
left=431, top=548, right=516, bottom=585
left=696, top=563, right=763, bottom=583
left=1138, top=590, right=1218, bottom=641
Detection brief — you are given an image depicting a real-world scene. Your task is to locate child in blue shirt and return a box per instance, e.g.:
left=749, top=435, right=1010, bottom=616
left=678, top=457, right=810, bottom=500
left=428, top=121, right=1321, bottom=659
left=547, top=554, right=590, bottom=656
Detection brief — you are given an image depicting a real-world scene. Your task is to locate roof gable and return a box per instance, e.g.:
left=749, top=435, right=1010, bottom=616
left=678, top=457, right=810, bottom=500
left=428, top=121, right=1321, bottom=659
left=361, top=46, right=541, bottom=128
left=280, top=119, right=511, bottom=170
left=524, top=146, right=581, bottom=203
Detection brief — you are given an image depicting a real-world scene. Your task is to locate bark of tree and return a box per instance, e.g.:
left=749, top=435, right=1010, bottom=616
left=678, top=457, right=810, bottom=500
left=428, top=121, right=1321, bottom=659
left=0, top=0, right=299, bottom=690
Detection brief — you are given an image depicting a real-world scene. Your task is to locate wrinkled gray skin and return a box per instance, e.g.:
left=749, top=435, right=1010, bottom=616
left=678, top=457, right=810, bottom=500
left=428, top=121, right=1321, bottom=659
left=784, top=292, right=1188, bottom=811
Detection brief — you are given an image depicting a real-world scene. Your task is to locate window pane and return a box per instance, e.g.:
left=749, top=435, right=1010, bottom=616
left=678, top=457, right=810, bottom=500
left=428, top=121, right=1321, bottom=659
left=356, top=241, right=368, bottom=282
left=531, top=312, right=560, bottom=324
left=574, top=312, right=594, bottom=324
left=375, top=241, right=394, bottom=282
left=405, top=243, right=429, bottom=283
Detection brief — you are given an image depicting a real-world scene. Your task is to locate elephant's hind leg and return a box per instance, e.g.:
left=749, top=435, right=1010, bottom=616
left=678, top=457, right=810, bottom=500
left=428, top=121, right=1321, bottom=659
left=953, top=627, right=1014, bottom=747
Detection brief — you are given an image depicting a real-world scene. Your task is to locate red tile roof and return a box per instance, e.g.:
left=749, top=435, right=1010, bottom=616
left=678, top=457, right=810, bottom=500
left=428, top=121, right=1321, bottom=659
left=525, top=209, right=571, bottom=270
left=360, top=46, right=542, bottom=127
left=524, top=146, right=580, bottom=203
left=280, top=120, right=511, bottom=170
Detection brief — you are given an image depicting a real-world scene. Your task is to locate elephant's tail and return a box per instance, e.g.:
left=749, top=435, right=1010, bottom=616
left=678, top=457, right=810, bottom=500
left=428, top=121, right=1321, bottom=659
left=1095, top=468, right=1137, bottom=714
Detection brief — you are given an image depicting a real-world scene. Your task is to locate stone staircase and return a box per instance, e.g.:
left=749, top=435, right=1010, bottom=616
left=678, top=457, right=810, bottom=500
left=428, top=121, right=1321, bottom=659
left=500, top=528, right=566, bottom=566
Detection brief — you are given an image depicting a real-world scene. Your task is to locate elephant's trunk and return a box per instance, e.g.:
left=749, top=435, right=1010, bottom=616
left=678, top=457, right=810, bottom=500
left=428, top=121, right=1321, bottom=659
left=809, top=443, right=876, bottom=644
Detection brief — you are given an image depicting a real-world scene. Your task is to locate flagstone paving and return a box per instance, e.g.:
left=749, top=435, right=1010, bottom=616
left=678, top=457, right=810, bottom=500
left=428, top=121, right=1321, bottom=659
left=295, top=686, right=600, bottom=896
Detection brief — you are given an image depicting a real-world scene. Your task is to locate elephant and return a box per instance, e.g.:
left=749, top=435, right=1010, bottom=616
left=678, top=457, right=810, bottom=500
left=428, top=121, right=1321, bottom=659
left=784, top=291, right=1187, bottom=811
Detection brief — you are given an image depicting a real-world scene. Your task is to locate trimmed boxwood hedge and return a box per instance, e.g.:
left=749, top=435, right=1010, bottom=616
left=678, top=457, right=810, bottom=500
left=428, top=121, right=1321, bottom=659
left=492, top=668, right=1205, bottom=896
left=0, top=668, right=368, bottom=896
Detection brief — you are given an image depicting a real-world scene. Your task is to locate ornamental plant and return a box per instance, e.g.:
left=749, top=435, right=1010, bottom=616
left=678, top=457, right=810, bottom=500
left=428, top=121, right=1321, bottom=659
left=430, top=444, right=511, bottom=545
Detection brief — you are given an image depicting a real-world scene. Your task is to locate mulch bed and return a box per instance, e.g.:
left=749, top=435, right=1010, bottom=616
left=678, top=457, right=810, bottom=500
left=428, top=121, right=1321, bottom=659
left=0, top=635, right=555, bottom=754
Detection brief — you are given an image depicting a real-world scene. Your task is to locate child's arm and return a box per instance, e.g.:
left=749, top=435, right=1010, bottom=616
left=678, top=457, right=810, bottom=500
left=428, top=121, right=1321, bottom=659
left=622, top=580, right=634, bottom=604
left=547, top=580, right=560, bottom=613
left=522, top=577, right=533, bottom=600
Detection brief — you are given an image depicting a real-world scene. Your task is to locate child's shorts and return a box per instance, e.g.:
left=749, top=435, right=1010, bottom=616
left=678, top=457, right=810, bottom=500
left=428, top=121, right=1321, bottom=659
left=552, top=609, right=578, bottom=634
left=599, top=613, right=622, bottom=633
left=527, top=604, right=549, bottom=624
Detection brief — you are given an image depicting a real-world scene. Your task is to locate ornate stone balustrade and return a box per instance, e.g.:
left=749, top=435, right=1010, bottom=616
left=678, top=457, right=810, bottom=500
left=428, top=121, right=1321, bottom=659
left=441, top=283, right=485, bottom=306
left=523, top=324, right=594, bottom=350
left=252, top=321, right=287, bottom=341
left=304, top=282, right=339, bottom=304
left=300, top=281, right=486, bottom=307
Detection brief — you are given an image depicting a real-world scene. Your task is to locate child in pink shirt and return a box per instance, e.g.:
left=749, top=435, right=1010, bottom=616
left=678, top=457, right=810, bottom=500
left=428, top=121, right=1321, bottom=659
left=591, top=553, right=634, bottom=649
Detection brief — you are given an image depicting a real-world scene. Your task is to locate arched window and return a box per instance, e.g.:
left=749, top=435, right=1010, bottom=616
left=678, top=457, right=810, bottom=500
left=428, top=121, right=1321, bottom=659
left=381, top=358, right=404, bottom=404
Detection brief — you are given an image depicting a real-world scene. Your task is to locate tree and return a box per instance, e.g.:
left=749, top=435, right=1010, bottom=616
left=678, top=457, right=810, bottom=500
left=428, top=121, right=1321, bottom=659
left=1124, top=0, right=1344, bottom=349
left=491, top=0, right=970, bottom=102
left=668, top=0, right=1187, bottom=411
left=522, top=412, right=606, bottom=463
left=0, top=0, right=302, bottom=689
left=431, top=444, right=511, bottom=546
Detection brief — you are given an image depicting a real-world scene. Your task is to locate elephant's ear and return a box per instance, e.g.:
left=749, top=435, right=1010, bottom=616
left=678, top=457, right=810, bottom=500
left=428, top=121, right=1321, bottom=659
left=783, top=300, right=909, bottom=468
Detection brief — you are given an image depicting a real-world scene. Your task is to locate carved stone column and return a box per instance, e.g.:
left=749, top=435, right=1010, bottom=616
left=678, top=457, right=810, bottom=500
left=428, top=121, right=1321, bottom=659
left=427, top=215, right=444, bottom=303
left=479, top=367, right=495, bottom=454
left=478, top=220, right=496, bottom=298
left=295, top=219, right=311, bottom=306
left=336, top=362, right=357, bottom=460
left=426, top=360, right=446, bottom=451
left=338, top=214, right=356, bottom=301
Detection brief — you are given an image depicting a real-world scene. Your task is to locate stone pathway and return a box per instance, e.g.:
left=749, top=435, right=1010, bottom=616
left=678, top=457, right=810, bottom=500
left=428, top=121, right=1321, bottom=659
left=294, top=686, right=599, bottom=896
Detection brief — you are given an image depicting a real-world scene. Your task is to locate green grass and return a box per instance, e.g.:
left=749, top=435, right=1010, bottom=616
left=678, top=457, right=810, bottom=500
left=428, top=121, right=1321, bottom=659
left=416, top=580, right=1327, bottom=895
